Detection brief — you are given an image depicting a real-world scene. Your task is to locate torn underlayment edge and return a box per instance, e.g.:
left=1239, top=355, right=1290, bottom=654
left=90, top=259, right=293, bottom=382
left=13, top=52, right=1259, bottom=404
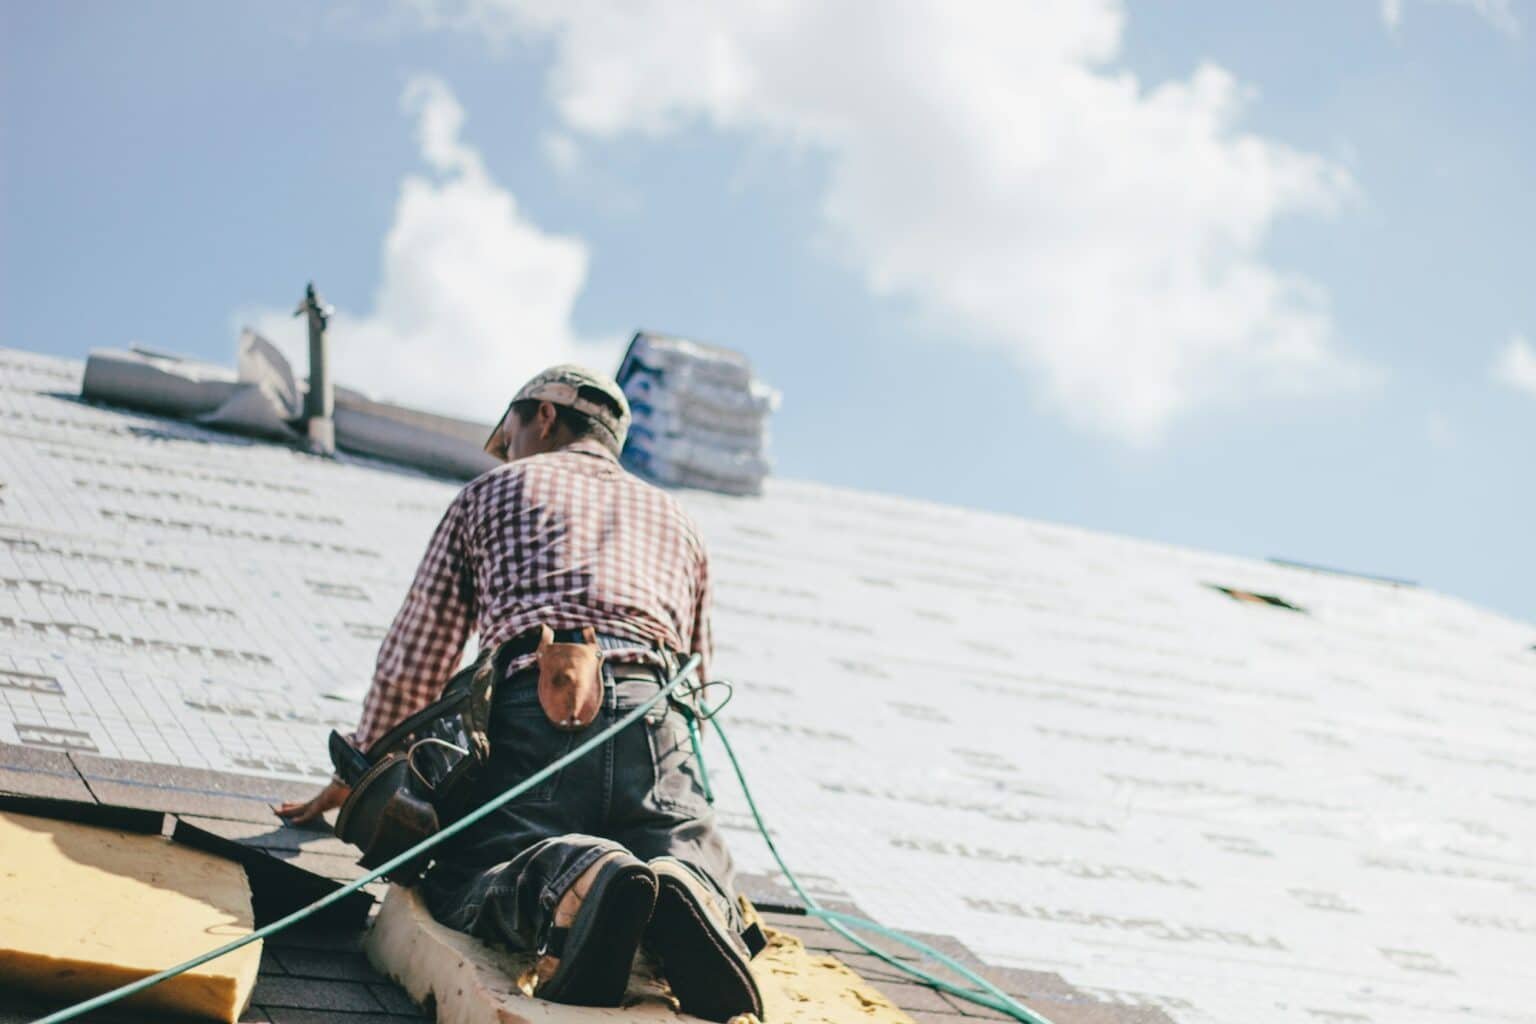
left=364, top=885, right=916, bottom=1024
left=80, top=332, right=500, bottom=479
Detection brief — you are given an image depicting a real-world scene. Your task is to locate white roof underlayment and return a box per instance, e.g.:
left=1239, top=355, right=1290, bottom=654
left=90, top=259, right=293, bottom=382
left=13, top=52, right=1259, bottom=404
left=1, top=346, right=1533, bottom=1024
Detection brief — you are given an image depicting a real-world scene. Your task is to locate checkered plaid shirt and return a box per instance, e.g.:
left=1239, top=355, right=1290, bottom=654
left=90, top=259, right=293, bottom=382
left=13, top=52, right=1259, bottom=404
left=353, top=438, right=712, bottom=750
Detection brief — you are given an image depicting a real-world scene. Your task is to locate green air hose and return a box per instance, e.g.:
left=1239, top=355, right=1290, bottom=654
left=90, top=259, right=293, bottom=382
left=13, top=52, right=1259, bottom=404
left=34, top=657, right=1053, bottom=1024
left=678, top=690, right=1055, bottom=1024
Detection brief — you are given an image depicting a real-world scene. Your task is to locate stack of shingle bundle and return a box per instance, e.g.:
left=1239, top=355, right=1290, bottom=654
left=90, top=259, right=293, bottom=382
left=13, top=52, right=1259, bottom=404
left=615, top=331, right=779, bottom=496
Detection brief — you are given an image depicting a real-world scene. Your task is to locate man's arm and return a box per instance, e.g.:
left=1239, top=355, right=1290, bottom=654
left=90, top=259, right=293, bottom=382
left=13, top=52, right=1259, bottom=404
left=689, top=544, right=713, bottom=685
left=277, top=497, right=477, bottom=823
left=352, top=497, right=478, bottom=750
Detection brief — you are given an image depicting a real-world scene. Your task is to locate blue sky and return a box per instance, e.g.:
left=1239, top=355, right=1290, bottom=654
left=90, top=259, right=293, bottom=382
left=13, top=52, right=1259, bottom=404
left=3, top=1, right=1532, bottom=624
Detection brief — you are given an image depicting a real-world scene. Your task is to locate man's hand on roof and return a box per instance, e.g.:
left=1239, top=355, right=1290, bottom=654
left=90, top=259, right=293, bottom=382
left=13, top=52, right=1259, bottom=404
left=274, top=778, right=350, bottom=826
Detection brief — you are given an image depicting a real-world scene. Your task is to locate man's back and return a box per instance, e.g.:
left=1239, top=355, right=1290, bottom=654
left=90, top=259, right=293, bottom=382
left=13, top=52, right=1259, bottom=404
left=356, top=437, right=712, bottom=750
left=460, top=440, right=710, bottom=658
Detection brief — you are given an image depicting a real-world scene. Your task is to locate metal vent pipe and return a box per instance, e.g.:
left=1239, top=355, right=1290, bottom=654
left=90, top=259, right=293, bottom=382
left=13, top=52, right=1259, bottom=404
left=295, top=282, right=336, bottom=455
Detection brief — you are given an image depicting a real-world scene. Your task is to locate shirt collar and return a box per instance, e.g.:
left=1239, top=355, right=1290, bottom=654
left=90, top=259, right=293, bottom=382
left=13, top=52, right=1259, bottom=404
left=561, top=437, right=620, bottom=463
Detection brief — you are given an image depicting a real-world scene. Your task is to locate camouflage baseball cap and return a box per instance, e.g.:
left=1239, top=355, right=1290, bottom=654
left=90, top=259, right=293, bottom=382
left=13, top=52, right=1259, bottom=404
left=485, top=364, right=632, bottom=456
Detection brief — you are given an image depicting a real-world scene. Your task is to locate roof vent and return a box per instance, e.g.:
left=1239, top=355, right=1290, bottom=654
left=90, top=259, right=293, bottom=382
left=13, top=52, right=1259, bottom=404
left=1206, top=584, right=1306, bottom=613
left=295, top=282, right=336, bottom=456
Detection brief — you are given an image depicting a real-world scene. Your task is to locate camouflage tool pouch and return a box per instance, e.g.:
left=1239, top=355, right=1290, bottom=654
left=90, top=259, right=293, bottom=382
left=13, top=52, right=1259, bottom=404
left=537, top=625, right=604, bottom=731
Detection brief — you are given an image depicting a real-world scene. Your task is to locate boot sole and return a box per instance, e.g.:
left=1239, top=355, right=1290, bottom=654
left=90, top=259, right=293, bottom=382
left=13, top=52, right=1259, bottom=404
left=648, top=872, right=763, bottom=1022
left=538, top=861, right=658, bottom=1007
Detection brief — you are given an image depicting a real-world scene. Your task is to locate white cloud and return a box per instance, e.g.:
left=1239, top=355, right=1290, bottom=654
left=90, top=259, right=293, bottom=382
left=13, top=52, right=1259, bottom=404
left=1448, top=0, right=1522, bottom=36
left=1494, top=334, right=1536, bottom=397
left=407, top=0, right=1366, bottom=444
left=1380, top=0, right=1521, bottom=37
left=244, top=75, right=618, bottom=422
left=542, top=132, right=582, bottom=173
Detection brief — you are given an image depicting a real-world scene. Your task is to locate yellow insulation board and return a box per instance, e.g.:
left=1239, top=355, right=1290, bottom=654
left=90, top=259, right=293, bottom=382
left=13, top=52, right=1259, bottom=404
left=0, top=810, right=261, bottom=1023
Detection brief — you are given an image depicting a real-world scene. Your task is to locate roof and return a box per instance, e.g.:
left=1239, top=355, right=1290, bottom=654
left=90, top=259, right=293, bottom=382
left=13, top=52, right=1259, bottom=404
left=2, top=345, right=1533, bottom=1024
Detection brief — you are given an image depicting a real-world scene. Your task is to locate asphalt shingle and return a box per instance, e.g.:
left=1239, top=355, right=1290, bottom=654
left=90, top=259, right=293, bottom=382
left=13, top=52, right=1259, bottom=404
left=3, top=346, right=1533, bottom=1024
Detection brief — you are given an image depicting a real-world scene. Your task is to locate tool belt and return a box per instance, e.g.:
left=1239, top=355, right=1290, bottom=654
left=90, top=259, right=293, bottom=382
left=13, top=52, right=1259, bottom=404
left=330, top=625, right=677, bottom=882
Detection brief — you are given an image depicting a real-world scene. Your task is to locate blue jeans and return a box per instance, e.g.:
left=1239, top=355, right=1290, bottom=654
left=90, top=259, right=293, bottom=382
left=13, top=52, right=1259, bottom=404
left=420, top=664, right=743, bottom=951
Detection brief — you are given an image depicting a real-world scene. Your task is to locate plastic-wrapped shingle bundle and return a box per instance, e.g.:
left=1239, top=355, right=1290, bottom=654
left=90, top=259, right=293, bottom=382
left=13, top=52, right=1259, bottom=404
left=616, top=331, right=780, bottom=495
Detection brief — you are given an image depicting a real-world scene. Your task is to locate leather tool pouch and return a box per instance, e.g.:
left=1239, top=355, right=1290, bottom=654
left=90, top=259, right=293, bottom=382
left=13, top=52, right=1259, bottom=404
left=537, top=625, right=604, bottom=731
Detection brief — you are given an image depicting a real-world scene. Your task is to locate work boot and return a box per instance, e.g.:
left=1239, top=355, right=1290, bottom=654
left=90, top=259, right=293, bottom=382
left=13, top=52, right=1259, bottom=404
left=535, top=851, right=658, bottom=1007
left=645, top=857, right=764, bottom=1022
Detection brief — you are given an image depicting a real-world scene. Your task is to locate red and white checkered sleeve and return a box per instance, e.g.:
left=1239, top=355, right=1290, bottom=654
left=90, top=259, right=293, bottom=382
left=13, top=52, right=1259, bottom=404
left=353, top=494, right=477, bottom=751
left=689, top=540, right=713, bottom=685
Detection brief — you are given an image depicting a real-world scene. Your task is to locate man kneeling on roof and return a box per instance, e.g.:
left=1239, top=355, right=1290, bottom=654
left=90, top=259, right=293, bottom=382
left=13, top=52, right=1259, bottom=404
left=278, top=365, right=762, bottom=1021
